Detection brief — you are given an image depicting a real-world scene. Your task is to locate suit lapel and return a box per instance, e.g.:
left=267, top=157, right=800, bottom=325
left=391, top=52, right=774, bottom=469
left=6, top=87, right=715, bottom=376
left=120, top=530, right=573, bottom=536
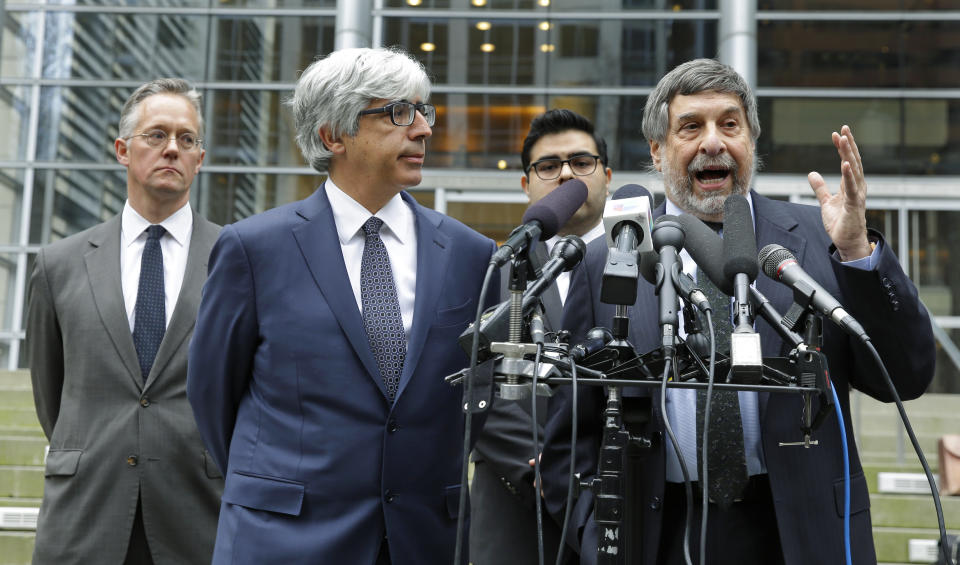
left=146, top=214, right=219, bottom=388
left=84, top=215, right=142, bottom=388
left=395, top=193, right=450, bottom=400
left=532, top=242, right=565, bottom=330
left=292, top=186, right=385, bottom=397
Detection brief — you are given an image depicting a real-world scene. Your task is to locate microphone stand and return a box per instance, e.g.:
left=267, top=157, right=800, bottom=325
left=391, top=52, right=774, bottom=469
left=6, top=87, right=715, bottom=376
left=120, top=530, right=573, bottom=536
left=500, top=253, right=532, bottom=401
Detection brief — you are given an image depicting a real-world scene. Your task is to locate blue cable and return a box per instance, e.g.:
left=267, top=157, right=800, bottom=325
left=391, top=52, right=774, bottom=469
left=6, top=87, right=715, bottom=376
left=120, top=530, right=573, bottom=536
left=830, top=383, right=852, bottom=565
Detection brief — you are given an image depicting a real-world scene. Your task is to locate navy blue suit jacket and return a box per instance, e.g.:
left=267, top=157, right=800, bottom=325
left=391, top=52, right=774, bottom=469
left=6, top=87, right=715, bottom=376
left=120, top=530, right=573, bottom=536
left=541, top=191, right=935, bottom=565
left=188, top=186, right=497, bottom=565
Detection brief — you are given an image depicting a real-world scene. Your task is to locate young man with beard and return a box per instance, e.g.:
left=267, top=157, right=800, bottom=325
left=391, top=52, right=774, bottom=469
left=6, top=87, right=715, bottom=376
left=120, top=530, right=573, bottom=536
left=540, top=58, right=935, bottom=565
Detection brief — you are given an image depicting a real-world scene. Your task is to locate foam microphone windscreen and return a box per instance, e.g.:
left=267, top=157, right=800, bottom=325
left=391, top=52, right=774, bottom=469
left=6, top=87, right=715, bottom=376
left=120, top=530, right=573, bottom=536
left=521, top=178, right=588, bottom=240
left=612, top=183, right=654, bottom=209
left=722, top=194, right=759, bottom=283
left=676, top=213, right=730, bottom=294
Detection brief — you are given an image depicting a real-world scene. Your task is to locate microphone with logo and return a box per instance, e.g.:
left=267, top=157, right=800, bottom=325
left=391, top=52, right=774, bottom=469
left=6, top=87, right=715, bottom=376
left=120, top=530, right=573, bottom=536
left=600, top=184, right=654, bottom=308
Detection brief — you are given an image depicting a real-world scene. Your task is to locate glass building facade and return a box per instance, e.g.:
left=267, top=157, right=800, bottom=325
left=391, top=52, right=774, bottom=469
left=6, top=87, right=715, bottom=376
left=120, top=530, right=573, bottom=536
left=2, top=0, right=959, bottom=393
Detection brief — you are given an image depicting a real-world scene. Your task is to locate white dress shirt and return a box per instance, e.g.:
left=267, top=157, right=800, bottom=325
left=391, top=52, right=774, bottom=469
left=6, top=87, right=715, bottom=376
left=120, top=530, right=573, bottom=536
left=120, top=201, right=193, bottom=333
left=546, top=222, right=605, bottom=305
left=325, top=180, right=418, bottom=336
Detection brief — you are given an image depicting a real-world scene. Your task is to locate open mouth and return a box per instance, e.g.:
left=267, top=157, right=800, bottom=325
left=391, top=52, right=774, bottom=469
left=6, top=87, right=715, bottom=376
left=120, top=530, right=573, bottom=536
left=694, top=167, right=731, bottom=185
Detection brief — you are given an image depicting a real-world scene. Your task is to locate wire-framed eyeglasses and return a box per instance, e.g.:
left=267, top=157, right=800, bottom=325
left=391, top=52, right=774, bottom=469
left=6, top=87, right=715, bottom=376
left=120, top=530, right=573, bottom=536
left=358, top=101, right=436, bottom=127
left=128, top=129, right=203, bottom=151
left=527, top=154, right=601, bottom=181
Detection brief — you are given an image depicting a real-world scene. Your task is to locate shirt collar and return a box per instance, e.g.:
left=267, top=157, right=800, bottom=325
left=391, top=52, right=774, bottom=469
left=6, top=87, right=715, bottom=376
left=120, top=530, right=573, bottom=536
left=324, top=180, right=414, bottom=245
left=121, top=200, right=193, bottom=248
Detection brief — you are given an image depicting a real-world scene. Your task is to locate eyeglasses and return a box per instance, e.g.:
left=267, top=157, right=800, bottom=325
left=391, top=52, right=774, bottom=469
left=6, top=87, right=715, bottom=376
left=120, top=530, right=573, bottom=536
left=527, top=154, right=601, bottom=181
left=127, top=129, right=203, bottom=151
left=358, top=101, right=436, bottom=127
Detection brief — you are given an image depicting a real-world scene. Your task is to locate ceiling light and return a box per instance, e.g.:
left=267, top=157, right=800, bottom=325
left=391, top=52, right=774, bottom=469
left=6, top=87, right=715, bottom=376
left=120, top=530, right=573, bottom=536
left=480, top=43, right=495, bottom=53
left=476, top=21, right=491, bottom=31
left=420, top=42, right=436, bottom=52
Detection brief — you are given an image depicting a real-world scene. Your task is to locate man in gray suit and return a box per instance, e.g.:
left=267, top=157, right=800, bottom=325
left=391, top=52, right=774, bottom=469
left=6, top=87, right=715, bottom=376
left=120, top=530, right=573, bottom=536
left=470, top=109, right=611, bottom=565
left=27, top=78, right=222, bottom=565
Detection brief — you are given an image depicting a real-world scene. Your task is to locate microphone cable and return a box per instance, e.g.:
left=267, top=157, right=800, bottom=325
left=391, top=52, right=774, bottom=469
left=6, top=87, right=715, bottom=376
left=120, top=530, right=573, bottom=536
left=698, top=311, right=717, bottom=565
left=659, top=352, right=696, bottom=565
left=532, top=342, right=545, bottom=565
left=453, top=262, right=497, bottom=565
left=556, top=356, right=579, bottom=565
left=861, top=335, right=953, bottom=565
left=829, top=380, right=852, bottom=565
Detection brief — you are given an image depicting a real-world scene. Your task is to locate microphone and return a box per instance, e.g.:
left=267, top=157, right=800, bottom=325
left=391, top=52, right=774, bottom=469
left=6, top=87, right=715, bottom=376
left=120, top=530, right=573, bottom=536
left=460, top=235, right=587, bottom=356
left=490, top=179, right=588, bottom=268
left=722, top=194, right=762, bottom=382
left=652, top=215, right=685, bottom=347
left=600, top=184, right=654, bottom=306
left=758, top=244, right=867, bottom=338
left=678, top=213, right=804, bottom=348
left=570, top=327, right=615, bottom=362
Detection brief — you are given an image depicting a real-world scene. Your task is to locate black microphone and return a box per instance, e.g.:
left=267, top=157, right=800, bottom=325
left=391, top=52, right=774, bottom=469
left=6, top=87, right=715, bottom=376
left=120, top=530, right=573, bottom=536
left=758, top=244, right=867, bottom=338
left=639, top=240, right=709, bottom=312
left=460, top=235, right=587, bottom=356
left=722, top=194, right=762, bottom=381
left=678, top=213, right=804, bottom=348
left=600, top=184, right=654, bottom=306
left=652, top=215, right=685, bottom=346
left=570, top=327, right=615, bottom=362
left=490, top=179, right=588, bottom=268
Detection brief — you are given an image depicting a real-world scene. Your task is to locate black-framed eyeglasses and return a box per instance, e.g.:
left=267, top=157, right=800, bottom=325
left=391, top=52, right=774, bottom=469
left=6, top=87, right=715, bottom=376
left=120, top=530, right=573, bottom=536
left=358, top=101, right=436, bottom=127
left=127, top=129, right=203, bottom=151
left=527, top=154, right=601, bottom=181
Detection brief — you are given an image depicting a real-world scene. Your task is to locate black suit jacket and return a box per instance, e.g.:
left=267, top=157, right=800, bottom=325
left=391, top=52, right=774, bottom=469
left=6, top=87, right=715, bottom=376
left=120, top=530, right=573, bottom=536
left=541, top=191, right=935, bottom=565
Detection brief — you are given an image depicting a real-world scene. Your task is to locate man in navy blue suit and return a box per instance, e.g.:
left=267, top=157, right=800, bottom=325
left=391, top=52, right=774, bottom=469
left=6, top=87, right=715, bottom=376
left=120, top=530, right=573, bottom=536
left=541, top=58, right=936, bottom=565
left=187, top=47, right=497, bottom=565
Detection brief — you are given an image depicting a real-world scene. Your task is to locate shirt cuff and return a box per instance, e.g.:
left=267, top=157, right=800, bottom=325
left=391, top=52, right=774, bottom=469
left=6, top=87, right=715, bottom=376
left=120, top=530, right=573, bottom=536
left=839, top=238, right=881, bottom=270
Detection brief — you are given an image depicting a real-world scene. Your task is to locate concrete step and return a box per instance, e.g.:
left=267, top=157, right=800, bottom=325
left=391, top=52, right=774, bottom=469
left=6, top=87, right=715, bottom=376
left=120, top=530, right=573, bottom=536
left=0, top=498, right=41, bottom=508
left=0, top=467, right=44, bottom=499
left=870, top=493, right=960, bottom=529
left=873, top=526, right=959, bottom=564
left=0, top=531, right=34, bottom=565
left=0, top=371, right=30, bottom=388
left=0, top=409, right=42, bottom=430
left=857, top=432, right=941, bottom=462
left=0, top=437, right=46, bottom=467
left=0, top=390, right=33, bottom=411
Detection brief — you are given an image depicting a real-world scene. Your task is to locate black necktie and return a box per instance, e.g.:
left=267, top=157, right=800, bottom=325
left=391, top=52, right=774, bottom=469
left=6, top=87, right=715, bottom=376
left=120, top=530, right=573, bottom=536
left=360, top=217, right=406, bottom=402
left=695, top=232, right=748, bottom=509
left=132, top=225, right=166, bottom=381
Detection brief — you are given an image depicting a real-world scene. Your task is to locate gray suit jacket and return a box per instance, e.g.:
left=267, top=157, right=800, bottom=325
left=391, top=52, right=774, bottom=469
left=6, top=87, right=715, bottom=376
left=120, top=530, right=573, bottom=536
left=27, top=210, right=223, bottom=565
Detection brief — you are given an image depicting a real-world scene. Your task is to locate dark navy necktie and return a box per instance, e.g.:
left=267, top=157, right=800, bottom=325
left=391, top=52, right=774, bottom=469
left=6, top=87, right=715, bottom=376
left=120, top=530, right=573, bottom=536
left=360, top=217, right=406, bottom=402
left=133, top=225, right=166, bottom=381
left=695, top=229, right=748, bottom=508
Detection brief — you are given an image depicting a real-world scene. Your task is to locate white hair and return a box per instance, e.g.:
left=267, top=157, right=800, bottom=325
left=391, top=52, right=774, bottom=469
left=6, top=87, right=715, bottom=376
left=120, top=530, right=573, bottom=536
left=288, top=47, right=431, bottom=173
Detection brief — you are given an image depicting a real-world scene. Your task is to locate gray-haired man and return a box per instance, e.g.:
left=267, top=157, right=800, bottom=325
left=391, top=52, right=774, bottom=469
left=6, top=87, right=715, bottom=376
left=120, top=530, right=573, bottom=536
left=28, top=78, right=222, bottom=564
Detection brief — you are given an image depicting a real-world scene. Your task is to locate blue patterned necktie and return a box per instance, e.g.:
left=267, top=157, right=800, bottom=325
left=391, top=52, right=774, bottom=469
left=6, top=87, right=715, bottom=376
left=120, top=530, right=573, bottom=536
left=132, top=225, right=166, bottom=381
left=695, top=238, right=748, bottom=508
left=360, top=217, right=406, bottom=402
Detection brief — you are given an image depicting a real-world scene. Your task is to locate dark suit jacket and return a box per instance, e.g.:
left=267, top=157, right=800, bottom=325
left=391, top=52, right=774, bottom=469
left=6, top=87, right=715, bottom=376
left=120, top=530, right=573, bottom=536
left=541, top=191, right=935, bottom=565
left=27, top=210, right=223, bottom=565
left=187, top=186, right=497, bottom=565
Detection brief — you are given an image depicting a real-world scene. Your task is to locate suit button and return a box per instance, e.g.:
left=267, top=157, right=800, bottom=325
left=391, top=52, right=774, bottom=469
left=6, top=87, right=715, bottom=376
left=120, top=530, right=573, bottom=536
left=127, top=455, right=138, bottom=466
left=650, top=496, right=661, bottom=510
left=388, top=419, right=399, bottom=433
left=384, top=490, right=395, bottom=503
left=140, top=397, right=150, bottom=407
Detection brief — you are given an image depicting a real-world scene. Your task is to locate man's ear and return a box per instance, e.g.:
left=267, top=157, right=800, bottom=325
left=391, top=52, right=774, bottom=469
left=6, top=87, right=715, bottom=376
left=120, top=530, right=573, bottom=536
left=648, top=141, right=662, bottom=171
left=317, top=127, right=345, bottom=155
left=115, top=138, right=130, bottom=166
left=520, top=173, right=530, bottom=195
